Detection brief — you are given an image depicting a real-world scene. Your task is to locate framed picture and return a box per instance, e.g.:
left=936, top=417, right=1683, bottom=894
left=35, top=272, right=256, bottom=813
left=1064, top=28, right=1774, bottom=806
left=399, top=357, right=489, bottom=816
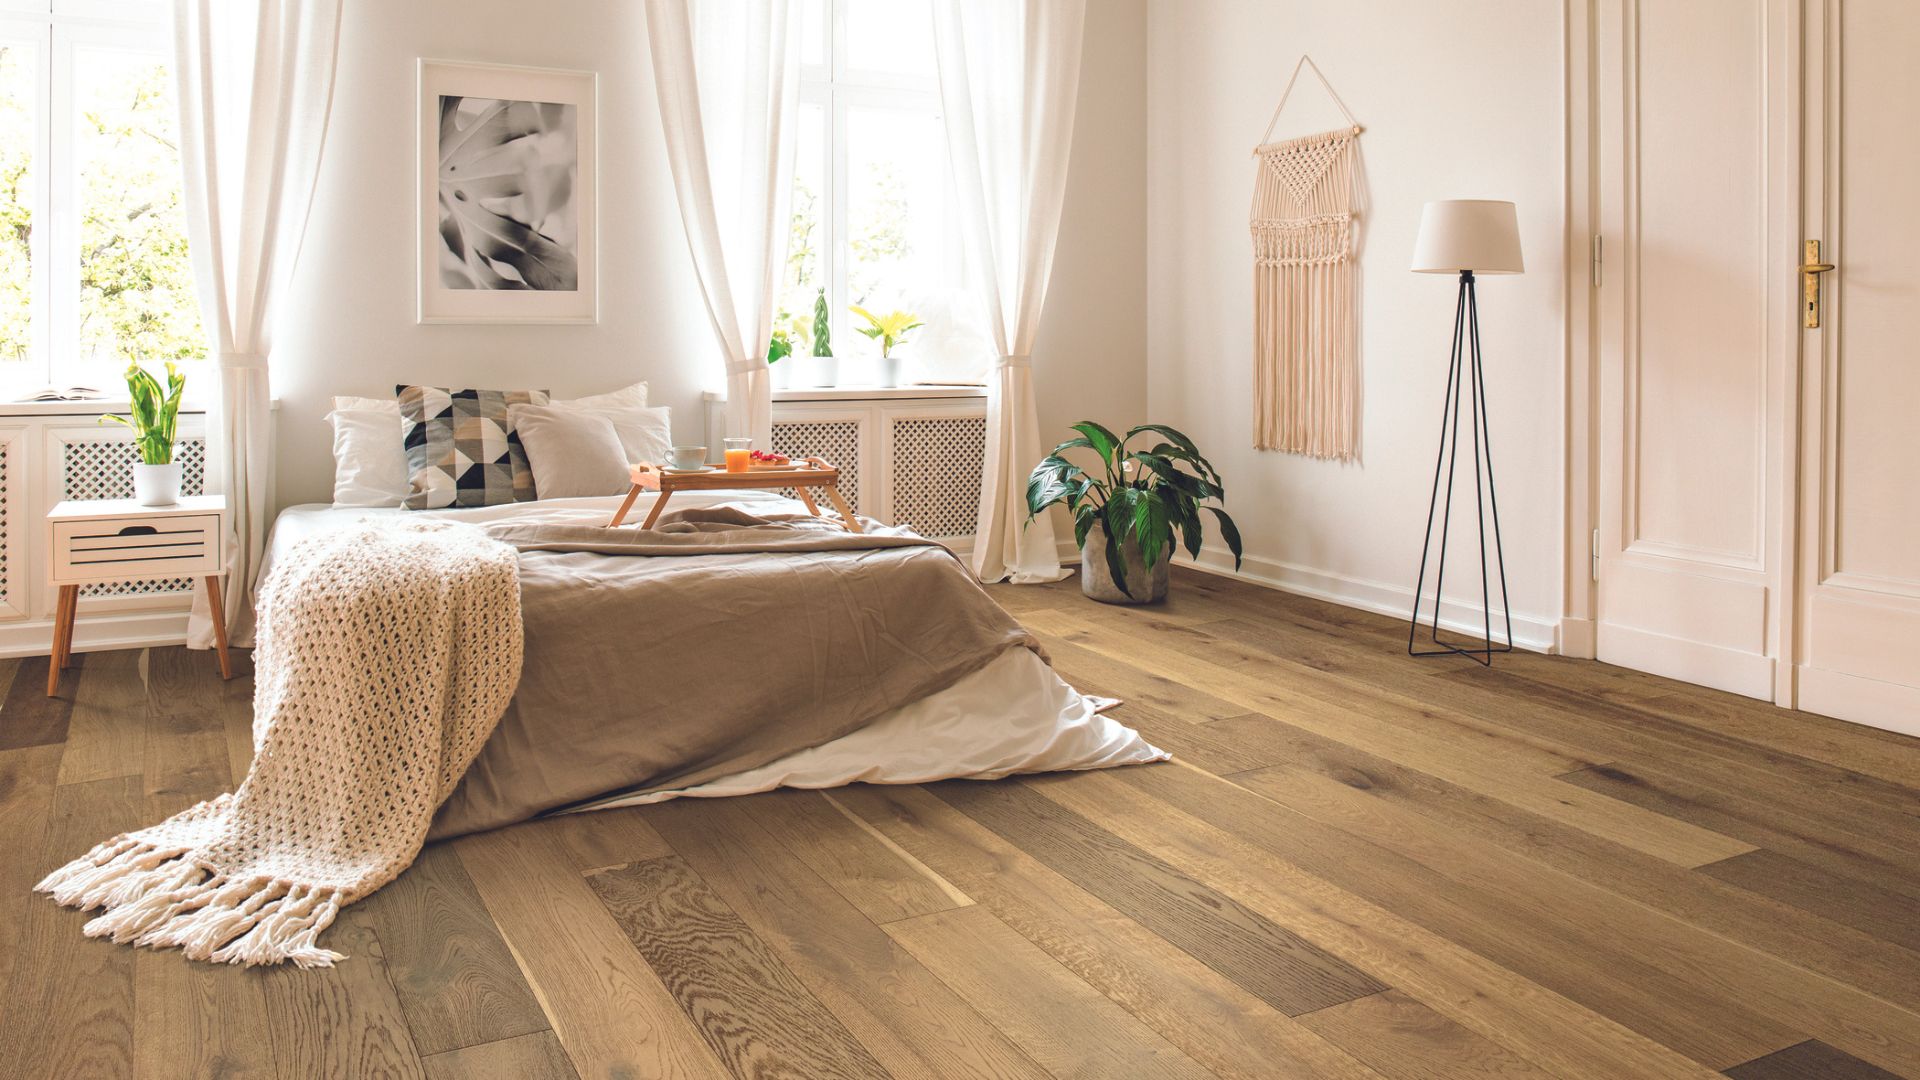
left=417, top=59, right=597, bottom=324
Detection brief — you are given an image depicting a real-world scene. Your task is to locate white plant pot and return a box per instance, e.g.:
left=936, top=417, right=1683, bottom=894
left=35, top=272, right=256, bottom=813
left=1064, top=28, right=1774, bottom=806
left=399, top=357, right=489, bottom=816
left=800, top=354, right=839, bottom=388
left=133, top=461, right=183, bottom=507
left=769, top=359, right=793, bottom=390
left=877, top=355, right=902, bottom=388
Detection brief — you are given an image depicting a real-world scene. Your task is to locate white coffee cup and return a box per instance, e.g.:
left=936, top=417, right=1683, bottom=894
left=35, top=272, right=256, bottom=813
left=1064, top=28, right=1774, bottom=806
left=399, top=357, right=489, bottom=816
left=668, top=445, right=708, bottom=470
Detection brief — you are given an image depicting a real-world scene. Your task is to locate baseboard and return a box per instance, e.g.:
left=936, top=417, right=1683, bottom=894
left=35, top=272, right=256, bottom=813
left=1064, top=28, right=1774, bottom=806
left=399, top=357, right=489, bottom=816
left=1796, top=665, right=1920, bottom=738
left=1557, top=617, right=1596, bottom=659
left=0, top=610, right=191, bottom=659
left=1595, top=622, right=1773, bottom=700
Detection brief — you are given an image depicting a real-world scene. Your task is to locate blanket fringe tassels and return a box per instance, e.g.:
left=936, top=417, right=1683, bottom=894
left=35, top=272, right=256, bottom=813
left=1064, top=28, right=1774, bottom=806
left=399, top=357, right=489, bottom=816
left=1250, top=56, right=1364, bottom=461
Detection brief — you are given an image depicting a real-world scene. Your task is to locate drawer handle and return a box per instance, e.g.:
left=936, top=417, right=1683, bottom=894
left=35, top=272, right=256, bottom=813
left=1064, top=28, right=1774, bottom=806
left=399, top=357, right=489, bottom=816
left=117, top=525, right=159, bottom=537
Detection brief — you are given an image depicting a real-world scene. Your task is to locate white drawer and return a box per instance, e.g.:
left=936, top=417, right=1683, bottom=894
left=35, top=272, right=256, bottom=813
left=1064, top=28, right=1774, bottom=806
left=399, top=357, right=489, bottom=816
left=52, top=515, right=222, bottom=582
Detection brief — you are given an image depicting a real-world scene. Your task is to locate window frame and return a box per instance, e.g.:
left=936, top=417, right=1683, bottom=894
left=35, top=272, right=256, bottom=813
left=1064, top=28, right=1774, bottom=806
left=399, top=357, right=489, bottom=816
left=797, top=0, right=953, bottom=385
left=0, top=0, right=182, bottom=397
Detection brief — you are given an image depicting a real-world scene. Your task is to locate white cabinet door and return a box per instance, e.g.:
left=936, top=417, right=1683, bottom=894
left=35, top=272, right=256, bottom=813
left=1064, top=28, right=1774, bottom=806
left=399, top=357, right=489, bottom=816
left=1790, top=0, right=1920, bottom=734
left=1593, top=0, right=1802, bottom=698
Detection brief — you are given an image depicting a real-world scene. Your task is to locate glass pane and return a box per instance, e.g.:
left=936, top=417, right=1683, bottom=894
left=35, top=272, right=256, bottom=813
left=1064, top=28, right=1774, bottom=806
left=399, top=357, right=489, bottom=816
left=775, top=101, right=826, bottom=357
left=845, top=103, right=945, bottom=355
left=74, top=44, right=203, bottom=387
left=844, top=0, right=935, bottom=80
left=0, top=40, right=35, bottom=369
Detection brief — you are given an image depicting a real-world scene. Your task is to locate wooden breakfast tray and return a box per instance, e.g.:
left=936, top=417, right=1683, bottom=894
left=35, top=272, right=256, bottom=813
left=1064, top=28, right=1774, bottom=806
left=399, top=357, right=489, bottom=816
left=606, top=456, right=863, bottom=532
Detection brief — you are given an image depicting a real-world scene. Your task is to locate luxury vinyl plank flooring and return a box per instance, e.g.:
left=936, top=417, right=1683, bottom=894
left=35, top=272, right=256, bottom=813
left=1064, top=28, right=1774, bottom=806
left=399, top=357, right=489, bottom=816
left=2, top=566, right=1918, bottom=1078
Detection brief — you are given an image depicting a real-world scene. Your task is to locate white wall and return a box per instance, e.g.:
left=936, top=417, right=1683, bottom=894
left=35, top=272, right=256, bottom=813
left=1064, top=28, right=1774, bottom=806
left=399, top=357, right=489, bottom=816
left=1145, top=0, right=1566, bottom=646
left=273, top=0, right=1147, bottom=511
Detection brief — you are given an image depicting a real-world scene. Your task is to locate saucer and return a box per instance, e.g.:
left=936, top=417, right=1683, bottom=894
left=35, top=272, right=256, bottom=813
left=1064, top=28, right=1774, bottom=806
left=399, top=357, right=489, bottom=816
left=661, top=464, right=719, bottom=474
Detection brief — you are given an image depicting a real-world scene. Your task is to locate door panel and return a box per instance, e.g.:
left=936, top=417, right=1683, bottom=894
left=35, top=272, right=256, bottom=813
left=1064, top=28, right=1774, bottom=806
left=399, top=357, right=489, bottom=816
left=1794, top=0, right=1920, bottom=734
left=1593, top=0, right=1797, bottom=698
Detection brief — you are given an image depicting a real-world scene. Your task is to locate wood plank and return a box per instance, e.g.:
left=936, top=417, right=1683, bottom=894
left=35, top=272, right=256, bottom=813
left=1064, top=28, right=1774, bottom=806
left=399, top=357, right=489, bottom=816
left=355, top=841, right=551, bottom=1056
left=586, top=856, right=890, bottom=1080
left=1559, top=764, right=1920, bottom=902
left=883, top=905, right=1218, bottom=1080
left=1208, top=713, right=1920, bottom=1014
left=1069, top=764, right=1920, bottom=1078
left=1105, top=703, right=1293, bottom=775
left=255, top=910, right=429, bottom=1080
left=215, top=649, right=257, bottom=788
left=423, top=1031, right=580, bottom=1080
left=1723, top=1038, right=1909, bottom=1080
left=1026, top=609, right=1755, bottom=868
left=736, top=787, right=970, bottom=924
left=0, top=744, right=62, bottom=996
left=0, top=655, right=74, bottom=749
left=637, top=793, right=1051, bottom=1080
left=0, top=774, right=143, bottom=1080
left=1630, top=689, right=1920, bottom=792
left=55, top=648, right=145, bottom=785
left=1298, top=989, right=1552, bottom=1078
left=829, top=784, right=1388, bottom=1080
left=510, top=805, right=676, bottom=874
left=1697, top=848, right=1920, bottom=953
left=456, top=819, right=729, bottom=1080
left=1012, top=769, right=1726, bottom=1079
left=931, top=776, right=1388, bottom=1016
left=141, top=646, right=235, bottom=813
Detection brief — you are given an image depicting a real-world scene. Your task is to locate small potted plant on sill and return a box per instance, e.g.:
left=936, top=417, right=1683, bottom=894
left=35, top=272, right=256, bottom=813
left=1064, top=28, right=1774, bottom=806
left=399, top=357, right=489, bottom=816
left=100, top=360, right=187, bottom=506
left=1027, top=421, right=1243, bottom=604
left=767, top=309, right=810, bottom=391
left=800, top=286, right=837, bottom=387
left=850, top=305, right=922, bottom=388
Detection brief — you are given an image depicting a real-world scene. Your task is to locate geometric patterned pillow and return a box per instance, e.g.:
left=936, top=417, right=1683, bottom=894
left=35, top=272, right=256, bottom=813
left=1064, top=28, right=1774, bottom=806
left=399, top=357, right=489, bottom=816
left=396, top=385, right=551, bottom=509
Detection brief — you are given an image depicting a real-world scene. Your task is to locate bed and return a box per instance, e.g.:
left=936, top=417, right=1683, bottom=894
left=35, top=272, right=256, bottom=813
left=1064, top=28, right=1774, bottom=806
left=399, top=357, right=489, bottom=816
left=260, top=490, right=1166, bottom=840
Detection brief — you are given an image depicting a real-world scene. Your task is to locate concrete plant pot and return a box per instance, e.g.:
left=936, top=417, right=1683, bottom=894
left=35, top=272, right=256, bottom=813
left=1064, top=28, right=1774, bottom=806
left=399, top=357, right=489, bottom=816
left=1079, top=521, right=1170, bottom=604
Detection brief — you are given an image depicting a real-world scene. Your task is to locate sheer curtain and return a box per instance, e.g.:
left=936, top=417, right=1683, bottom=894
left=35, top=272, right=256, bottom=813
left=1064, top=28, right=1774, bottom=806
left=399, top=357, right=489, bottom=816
left=174, top=0, right=343, bottom=648
left=645, top=0, right=799, bottom=449
left=933, top=0, right=1086, bottom=584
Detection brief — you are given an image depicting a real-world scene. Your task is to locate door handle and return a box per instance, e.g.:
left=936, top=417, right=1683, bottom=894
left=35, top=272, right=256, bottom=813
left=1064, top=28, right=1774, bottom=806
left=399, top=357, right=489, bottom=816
left=1801, top=239, right=1835, bottom=329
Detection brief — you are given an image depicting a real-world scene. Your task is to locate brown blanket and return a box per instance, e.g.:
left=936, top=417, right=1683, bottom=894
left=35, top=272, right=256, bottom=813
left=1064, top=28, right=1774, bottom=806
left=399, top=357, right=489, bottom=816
left=426, top=508, right=1042, bottom=839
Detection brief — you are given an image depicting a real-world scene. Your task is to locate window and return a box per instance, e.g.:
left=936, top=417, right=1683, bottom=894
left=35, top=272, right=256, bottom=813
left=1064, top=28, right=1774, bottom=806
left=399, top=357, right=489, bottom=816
left=779, top=0, right=965, bottom=387
left=0, top=0, right=202, bottom=398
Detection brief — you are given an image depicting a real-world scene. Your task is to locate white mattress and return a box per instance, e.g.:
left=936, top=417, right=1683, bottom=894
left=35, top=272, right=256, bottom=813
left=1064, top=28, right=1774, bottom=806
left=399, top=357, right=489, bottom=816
left=263, top=496, right=1169, bottom=815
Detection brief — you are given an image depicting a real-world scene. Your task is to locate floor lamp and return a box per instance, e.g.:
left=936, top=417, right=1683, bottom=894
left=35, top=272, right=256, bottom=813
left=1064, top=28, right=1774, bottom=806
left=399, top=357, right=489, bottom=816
left=1408, top=200, right=1522, bottom=664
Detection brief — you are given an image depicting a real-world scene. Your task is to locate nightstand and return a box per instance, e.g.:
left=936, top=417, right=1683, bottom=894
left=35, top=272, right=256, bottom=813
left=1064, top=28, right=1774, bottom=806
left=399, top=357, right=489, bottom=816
left=45, top=494, right=232, bottom=696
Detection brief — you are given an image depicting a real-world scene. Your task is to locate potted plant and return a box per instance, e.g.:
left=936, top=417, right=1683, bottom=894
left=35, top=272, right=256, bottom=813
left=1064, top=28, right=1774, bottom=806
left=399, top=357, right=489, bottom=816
left=767, top=309, right=809, bottom=391
left=100, top=360, right=188, bottom=506
left=850, top=305, right=923, bottom=387
left=800, top=286, right=837, bottom=387
left=1026, top=421, right=1243, bottom=604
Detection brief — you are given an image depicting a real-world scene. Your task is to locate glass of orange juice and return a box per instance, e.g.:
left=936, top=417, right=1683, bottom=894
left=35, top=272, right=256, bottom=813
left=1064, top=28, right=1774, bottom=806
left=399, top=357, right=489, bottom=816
left=723, top=437, right=753, bottom=473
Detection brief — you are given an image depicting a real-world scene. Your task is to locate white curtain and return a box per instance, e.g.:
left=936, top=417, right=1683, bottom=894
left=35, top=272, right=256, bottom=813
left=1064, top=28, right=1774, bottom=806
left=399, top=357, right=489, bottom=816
left=645, top=0, right=799, bottom=449
left=933, top=0, right=1086, bottom=584
left=174, top=0, right=343, bottom=648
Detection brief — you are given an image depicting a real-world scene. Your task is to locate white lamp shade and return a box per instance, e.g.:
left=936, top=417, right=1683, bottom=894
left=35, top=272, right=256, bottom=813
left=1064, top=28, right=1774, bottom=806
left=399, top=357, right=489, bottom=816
left=1410, top=200, right=1524, bottom=274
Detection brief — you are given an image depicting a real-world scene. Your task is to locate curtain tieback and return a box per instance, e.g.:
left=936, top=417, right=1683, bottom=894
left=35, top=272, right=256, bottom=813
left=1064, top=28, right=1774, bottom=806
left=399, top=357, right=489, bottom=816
left=996, top=354, right=1032, bottom=370
left=219, top=351, right=268, bottom=371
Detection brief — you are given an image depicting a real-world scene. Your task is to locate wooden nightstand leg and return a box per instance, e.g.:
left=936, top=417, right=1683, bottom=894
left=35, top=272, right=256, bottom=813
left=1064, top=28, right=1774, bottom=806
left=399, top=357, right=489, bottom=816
left=823, top=484, right=863, bottom=534
left=48, top=585, right=77, bottom=696
left=607, top=484, right=642, bottom=527
left=204, top=576, right=233, bottom=680
left=639, top=490, right=672, bottom=530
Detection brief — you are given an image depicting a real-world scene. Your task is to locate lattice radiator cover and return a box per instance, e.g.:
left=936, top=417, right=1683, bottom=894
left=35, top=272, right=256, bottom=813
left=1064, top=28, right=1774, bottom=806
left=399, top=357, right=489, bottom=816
left=770, top=419, right=862, bottom=508
left=65, top=437, right=208, bottom=597
left=890, top=416, right=986, bottom=539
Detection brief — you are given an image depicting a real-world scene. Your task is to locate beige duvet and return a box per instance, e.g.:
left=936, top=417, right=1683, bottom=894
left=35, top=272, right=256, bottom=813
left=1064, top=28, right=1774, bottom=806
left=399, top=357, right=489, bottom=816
left=425, top=507, right=1042, bottom=839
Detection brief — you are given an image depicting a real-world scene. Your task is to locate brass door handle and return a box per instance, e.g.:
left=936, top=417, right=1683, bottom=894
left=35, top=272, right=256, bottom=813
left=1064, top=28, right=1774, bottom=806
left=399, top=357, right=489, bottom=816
left=1801, top=240, right=1834, bottom=329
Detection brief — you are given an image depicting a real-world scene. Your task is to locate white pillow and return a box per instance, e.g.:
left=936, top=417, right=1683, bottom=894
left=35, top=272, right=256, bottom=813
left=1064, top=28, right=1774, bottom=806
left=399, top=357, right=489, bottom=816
left=557, top=381, right=648, bottom=410
left=334, top=394, right=399, bottom=414
left=328, top=406, right=410, bottom=507
left=580, top=404, right=672, bottom=465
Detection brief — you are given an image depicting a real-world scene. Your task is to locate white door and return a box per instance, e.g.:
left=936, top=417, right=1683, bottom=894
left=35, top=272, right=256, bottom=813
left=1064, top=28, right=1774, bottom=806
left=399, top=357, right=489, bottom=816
left=1790, top=0, right=1920, bottom=735
left=1592, top=0, right=1802, bottom=699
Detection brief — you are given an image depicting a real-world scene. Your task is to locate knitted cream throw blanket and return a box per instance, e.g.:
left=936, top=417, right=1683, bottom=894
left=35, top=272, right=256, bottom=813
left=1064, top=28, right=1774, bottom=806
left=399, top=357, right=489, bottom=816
left=36, top=518, right=522, bottom=967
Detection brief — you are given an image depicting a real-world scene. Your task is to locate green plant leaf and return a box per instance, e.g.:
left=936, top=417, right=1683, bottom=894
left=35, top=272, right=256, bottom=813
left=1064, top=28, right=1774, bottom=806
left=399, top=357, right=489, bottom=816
left=1073, top=501, right=1098, bottom=551
left=1101, top=496, right=1138, bottom=598
left=1071, top=421, right=1122, bottom=468
left=1206, top=506, right=1244, bottom=569
left=1160, top=483, right=1203, bottom=559
left=1025, top=455, right=1085, bottom=517
left=1132, top=488, right=1170, bottom=572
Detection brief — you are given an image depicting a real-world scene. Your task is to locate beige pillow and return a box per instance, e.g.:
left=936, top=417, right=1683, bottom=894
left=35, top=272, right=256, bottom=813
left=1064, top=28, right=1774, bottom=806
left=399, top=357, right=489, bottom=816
left=507, top=404, right=632, bottom=499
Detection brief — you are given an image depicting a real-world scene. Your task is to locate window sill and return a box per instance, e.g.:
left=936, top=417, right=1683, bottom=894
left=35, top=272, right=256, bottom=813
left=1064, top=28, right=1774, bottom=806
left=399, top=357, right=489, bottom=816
left=0, top=397, right=278, bottom=418
left=705, top=385, right=987, bottom=404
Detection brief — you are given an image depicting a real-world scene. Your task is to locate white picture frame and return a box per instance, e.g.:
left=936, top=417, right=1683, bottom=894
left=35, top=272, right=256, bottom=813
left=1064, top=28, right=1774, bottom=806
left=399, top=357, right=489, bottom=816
left=417, top=59, right=598, bottom=324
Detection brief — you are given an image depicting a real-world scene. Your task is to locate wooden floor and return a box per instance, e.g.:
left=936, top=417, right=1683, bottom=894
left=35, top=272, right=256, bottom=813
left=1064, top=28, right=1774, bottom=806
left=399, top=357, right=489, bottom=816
left=2, top=568, right=1918, bottom=1079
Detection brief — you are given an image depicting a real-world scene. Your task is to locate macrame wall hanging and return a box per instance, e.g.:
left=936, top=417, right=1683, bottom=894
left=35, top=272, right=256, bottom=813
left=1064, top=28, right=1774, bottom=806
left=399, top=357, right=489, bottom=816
left=1250, top=55, right=1365, bottom=461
